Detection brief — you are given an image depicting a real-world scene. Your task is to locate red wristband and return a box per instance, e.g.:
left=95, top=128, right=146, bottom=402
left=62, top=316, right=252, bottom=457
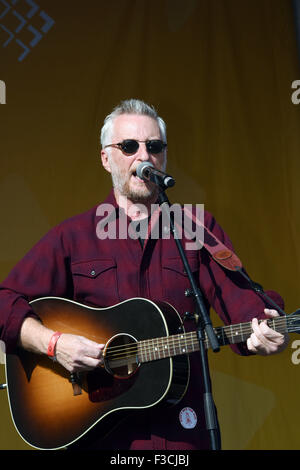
left=47, top=331, right=62, bottom=359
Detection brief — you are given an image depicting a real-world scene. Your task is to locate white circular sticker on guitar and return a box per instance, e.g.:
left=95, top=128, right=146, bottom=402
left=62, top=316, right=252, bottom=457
left=179, top=407, right=197, bottom=429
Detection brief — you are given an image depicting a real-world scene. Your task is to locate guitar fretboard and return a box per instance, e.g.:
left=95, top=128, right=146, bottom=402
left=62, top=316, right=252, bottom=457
left=137, top=316, right=289, bottom=363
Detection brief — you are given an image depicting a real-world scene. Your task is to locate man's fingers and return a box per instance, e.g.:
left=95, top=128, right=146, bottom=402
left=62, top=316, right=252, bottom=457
left=264, top=308, right=280, bottom=317
left=247, top=312, right=289, bottom=355
left=55, top=334, right=105, bottom=372
left=251, top=318, right=269, bottom=345
left=80, top=338, right=105, bottom=359
left=252, top=317, right=283, bottom=341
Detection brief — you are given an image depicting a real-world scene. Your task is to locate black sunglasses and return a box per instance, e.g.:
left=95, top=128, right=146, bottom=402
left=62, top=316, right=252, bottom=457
left=104, top=139, right=167, bottom=156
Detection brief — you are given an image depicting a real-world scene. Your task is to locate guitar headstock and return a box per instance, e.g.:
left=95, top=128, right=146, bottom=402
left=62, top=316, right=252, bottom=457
left=287, top=309, right=300, bottom=334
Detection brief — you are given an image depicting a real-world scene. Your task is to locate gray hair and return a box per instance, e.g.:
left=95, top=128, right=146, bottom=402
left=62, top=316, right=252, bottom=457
left=100, top=99, right=167, bottom=149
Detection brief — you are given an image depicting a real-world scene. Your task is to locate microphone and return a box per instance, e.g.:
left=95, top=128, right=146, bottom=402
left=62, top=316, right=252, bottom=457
left=136, top=162, right=175, bottom=188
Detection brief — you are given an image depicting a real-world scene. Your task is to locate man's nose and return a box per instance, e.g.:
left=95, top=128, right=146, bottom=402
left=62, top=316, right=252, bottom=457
left=136, top=142, right=151, bottom=161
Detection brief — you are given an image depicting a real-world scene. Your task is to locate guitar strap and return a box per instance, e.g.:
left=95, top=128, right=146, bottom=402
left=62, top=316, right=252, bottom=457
left=104, top=203, right=243, bottom=272
left=182, top=207, right=288, bottom=315
left=182, top=206, right=243, bottom=271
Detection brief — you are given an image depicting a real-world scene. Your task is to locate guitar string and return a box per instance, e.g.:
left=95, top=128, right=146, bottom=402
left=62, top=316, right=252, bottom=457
left=103, top=317, right=290, bottom=357
left=103, top=316, right=294, bottom=362
left=105, top=314, right=292, bottom=356
left=105, top=333, right=199, bottom=360
left=106, top=322, right=294, bottom=362
left=103, top=317, right=290, bottom=359
left=105, top=330, right=244, bottom=361
left=105, top=326, right=298, bottom=363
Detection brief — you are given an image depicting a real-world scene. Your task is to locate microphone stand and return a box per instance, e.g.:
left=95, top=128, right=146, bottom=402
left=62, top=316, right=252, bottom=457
left=156, top=182, right=221, bottom=450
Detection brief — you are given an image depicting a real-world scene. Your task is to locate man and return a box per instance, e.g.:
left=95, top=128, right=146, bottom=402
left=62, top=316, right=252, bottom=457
left=0, top=99, right=289, bottom=450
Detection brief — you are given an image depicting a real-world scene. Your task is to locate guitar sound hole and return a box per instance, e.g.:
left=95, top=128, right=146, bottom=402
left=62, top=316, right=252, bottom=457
left=104, top=333, right=140, bottom=379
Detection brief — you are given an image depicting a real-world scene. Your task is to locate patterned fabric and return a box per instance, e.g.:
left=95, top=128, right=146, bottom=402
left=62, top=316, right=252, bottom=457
left=0, top=190, right=284, bottom=449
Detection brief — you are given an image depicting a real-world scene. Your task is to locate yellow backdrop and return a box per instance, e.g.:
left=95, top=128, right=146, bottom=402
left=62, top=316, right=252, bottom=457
left=1, top=0, right=300, bottom=450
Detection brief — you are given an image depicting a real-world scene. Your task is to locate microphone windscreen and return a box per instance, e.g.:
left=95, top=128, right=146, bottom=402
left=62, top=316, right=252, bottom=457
left=136, top=162, right=154, bottom=179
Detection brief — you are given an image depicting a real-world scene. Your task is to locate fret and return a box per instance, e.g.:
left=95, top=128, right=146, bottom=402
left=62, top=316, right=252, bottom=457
left=136, top=312, right=295, bottom=364
left=154, top=337, right=159, bottom=360
left=179, top=334, right=183, bottom=353
left=272, top=318, right=276, bottom=334
left=162, top=338, right=168, bottom=358
left=171, top=334, right=176, bottom=356
left=247, top=321, right=252, bottom=340
left=173, top=334, right=179, bottom=355
left=146, top=339, right=151, bottom=361
left=175, top=334, right=179, bottom=355
left=147, top=339, right=152, bottom=361
left=223, top=327, right=231, bottom=345
left=137, top=342, right=142, bottom=363
left=169, top=335, right=177, bottom=357
left=151, top=338, right=156, bottom=361
left=202, top=331, right=210, bottom=350
left=234, top=325, right=240, bottom=342
left=203, top=330, right=209, bottom=348
left=155, top=338, right=160, bottom=360
left=153, top=338, right=158, bottom=360
left=186, top=333, right=190, bottom=353
left=222, top=326, right=229, bottom=345
left=149, top=339, right=153, bottom=361
left=274, top=316, right=284, bottom=334
left=239, top=323, right=244, bottom=342
left=193, top=332, right=199, bottom=351
left=182, top=334, right=186, bottom=354
left=150, top=339, right=154, bottom=360
left=148, top=339, right=151, bottom=358
left=158, top=338, right=163, bottom=358
left=195, top=332, right=199, bottom=350
left=161, top=337, right=167, bottom=358
left=175, top=334, right=180, bottom=355
left=283, top=316, right=288, bottom=333
left=230, top=324, right=234, bottom=343
left=185, top=333, right=189, bottom=353
left=143, top=340, right=148, bottom=362
left=221, top=326, right=226, bottom=346
left=166, top=338, right=170, bottom=357
left=229, top=324, right=242, bottom=344
left=138, top=340, right=145, bottom=363
left=230, top=325, right=236, bottom=344
left=190, top=332, right=196, bottom=352
left=160, top=338, right=164, bottom=358
left=165, top=337, right=170, bottom=357
left=273, top=316, right=286, bottom=335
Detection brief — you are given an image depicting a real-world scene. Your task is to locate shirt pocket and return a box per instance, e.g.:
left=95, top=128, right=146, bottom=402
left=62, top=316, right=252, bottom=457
left=71, top=258, right=119, bottom=306
left=162, top=256, right=199, bottom=306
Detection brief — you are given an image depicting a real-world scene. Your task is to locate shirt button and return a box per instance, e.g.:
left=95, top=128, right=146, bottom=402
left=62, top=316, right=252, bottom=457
left=90, top=270, right=96, bottom=276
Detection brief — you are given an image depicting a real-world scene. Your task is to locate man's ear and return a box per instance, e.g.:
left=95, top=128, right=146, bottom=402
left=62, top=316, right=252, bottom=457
left=101, top=149, right=112, bottom=174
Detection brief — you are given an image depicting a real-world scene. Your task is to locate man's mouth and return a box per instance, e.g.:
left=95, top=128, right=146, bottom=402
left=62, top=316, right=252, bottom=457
left=131, top=170, right=145, bottom=182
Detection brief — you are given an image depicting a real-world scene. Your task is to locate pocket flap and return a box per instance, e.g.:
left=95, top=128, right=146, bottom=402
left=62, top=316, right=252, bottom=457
left=71, top=259, right=116, bottom=278
left=162, top=256, right=199, bottom=275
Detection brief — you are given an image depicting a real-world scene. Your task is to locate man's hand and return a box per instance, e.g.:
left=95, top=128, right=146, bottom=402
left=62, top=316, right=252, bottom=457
left=55, top=333, right=104, bottom=372
left=247, top=308, right=290, bottom=355
left=19, top=317, right=105, bottom=373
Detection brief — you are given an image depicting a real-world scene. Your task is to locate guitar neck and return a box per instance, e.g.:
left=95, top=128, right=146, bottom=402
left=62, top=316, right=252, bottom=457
left=137, top=315, right=289, bottom=363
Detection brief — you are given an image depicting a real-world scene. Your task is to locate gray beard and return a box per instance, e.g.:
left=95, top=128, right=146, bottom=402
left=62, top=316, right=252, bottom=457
left=110, top=163, right=158, bottom=203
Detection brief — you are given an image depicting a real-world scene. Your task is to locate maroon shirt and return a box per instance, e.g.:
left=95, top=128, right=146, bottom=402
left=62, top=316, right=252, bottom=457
left=0, top=191, right=284, bottom=450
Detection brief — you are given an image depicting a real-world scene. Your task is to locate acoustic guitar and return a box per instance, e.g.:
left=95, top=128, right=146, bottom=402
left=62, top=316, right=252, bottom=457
left=4, top=297, right=299, bottom=450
